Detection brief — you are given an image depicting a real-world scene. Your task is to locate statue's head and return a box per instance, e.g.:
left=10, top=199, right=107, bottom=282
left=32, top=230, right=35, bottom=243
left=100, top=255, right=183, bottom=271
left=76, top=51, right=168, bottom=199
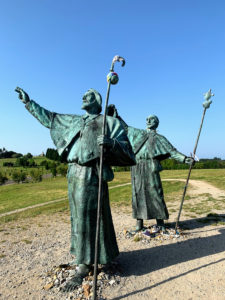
left=146, top=115, right=159, bottom=130
left=81, top=89, right=102, bottom=113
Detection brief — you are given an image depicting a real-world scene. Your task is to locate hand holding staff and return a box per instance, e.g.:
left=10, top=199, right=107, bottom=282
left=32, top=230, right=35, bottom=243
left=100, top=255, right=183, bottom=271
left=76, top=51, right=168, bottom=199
left=175, top=89, right=214, bottom=233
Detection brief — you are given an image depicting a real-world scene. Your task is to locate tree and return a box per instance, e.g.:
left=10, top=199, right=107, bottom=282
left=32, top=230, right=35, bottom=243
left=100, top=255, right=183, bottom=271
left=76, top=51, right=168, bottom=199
left=26, top=152, right=33, bottom=159
left=45, top=148, right=67, bottom=162
left=46, top=148, right=60, bottom=161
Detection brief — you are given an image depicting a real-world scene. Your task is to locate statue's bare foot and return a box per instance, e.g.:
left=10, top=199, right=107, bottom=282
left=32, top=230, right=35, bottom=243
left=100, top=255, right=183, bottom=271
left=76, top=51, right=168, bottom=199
left=68, top=259, right=76, bottom=266
left=62, top=273, right=84, bottom=292
left=62, top=264, right=90, bottom=292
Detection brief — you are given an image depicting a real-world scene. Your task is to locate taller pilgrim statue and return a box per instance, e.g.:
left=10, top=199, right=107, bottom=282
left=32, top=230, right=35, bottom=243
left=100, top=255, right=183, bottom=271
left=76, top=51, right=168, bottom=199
left=15, top=87, right=135, bottom=291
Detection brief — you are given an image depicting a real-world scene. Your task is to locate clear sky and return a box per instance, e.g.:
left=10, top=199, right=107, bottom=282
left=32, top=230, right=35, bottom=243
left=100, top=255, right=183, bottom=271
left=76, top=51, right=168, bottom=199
left=0, top=0, right=224, bottom=158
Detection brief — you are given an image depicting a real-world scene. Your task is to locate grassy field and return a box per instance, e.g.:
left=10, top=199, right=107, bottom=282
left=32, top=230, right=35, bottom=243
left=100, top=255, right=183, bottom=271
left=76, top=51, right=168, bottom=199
left=0, top=169, right=224, bottom=224
left=0, top=177, right=68, bottom=214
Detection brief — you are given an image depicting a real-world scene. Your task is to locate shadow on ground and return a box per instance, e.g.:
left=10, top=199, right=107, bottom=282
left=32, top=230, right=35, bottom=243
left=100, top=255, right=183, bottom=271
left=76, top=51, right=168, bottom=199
left=169, top=214, right=225, bottom=230
left=114, top=218, right=225, bottom=299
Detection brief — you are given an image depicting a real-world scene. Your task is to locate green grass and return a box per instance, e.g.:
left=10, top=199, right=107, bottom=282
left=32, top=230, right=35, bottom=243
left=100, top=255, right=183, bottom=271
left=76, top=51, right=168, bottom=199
left=108, top=171, right=131, bottom=187
left=109, top=185, right=132, bottom=206
left=109, top=180, right=184, bottom=206
left=161, top=181, right=185, bottom=202
left=0, top=199, right=69, bottom=224
left=0, top=157, right=17, bottom=166
left=183, top=195, right=225, bottom=216
left=0, top=169, right=225, bottom=224
left=0, top=177, right=68, bottom=214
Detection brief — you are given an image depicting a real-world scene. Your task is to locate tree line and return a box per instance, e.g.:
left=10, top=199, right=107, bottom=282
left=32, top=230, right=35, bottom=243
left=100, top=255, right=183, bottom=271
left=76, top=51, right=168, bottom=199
left=161, top=157, right=225, bottom=170
left=0, top=148, right=68, bottom=185
left=0, top=148, right=23, bottom=159
left=1, top=147, right=225, bottom=185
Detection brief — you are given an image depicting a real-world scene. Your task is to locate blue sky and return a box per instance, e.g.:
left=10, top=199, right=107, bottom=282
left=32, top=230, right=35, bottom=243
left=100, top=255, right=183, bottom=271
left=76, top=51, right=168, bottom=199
left=0, top=0, right=224, bottom=158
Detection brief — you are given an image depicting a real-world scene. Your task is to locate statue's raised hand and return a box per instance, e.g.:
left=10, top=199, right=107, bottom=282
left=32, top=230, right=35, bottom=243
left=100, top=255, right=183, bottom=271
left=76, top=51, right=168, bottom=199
left=15, top=87, right=30, bottom=104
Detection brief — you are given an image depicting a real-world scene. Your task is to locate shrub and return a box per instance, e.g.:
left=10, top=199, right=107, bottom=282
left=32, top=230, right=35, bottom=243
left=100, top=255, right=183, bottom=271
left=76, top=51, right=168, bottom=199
left=0, top=172, right=8, bottom=185
left=12, top=170, right=27, bottom=183
left=50, top=167, right=57, bottom=178
left=112, top=166, right=131, bottom=172
left=40, top=160, right=50, bottom=170
left=30, top=169, right=42, bottom=182
left=57, top=164, right=68, bottom=177
left=11, top=153, right=23, bottom=158
left=15, top=156, right=37, bottom=167
left=27, top=159, right=37, bottom=167
left=16, top=156, right=29, bottom=167
left=3, top=162, right=14, bottom=167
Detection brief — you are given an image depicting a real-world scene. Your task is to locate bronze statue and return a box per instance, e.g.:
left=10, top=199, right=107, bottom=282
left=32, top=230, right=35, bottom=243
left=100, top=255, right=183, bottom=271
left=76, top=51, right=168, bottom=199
left=107, top=106, right=193, bottom=232
left=15, top=87, right=135, bottom=292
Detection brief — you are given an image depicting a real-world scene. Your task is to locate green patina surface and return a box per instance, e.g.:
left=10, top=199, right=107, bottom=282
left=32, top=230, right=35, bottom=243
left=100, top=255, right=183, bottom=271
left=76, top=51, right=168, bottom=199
left=128, top=122, right=187, bottom=221
left=15, top=87, right=135, bottom=266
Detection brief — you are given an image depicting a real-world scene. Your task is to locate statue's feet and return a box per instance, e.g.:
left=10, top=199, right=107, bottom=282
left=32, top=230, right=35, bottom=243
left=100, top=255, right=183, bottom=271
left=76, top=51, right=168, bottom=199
left=151, top=225, right=160, bottom=233
left=135, top=226, right=147, bottom=232
left=135, top=219, right=145, bottom=232
left=68, top=259, right=76, bottom=266
left=62, top=273, right=84, bottom=292
left=128, top=226, right=146, bottom=234
left=160, top=226, right=169, bottom=234
left=62, top=264, right=90, bottom=292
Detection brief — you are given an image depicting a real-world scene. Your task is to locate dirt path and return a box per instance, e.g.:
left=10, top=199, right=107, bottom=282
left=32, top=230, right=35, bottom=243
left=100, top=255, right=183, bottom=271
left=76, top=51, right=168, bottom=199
left=0, top=180, right=225, bottom=300
left=163, top=178, right=225, bottom=198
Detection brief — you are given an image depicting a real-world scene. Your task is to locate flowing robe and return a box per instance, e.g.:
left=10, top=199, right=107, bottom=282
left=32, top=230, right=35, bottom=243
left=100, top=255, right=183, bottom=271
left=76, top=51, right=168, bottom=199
left=127, top=127, right=186, bottom=220
left=25, top=100, right=135, bottom=264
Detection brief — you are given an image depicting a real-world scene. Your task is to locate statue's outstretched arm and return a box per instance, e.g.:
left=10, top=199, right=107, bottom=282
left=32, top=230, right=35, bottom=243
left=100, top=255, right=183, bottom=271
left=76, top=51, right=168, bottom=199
left=169, top=144, right=194, bottom=165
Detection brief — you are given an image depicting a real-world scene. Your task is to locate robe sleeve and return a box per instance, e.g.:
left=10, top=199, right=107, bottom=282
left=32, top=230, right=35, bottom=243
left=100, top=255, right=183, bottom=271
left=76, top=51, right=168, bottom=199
left=25, top=100, right=55, bottom=129
left=169, top=149, right=186, bottom=163
left=25, top=100, right=81, bottom=156
left=104, top=116, right=136, bottom=166
left=155, top=134, right=186, bottom=163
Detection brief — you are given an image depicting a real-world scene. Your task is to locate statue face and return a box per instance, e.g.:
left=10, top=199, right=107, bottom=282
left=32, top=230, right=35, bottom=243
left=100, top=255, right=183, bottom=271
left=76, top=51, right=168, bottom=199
left=146, top=115, right=159, bottom=130
left=81, top=90, right=97, bottom=110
